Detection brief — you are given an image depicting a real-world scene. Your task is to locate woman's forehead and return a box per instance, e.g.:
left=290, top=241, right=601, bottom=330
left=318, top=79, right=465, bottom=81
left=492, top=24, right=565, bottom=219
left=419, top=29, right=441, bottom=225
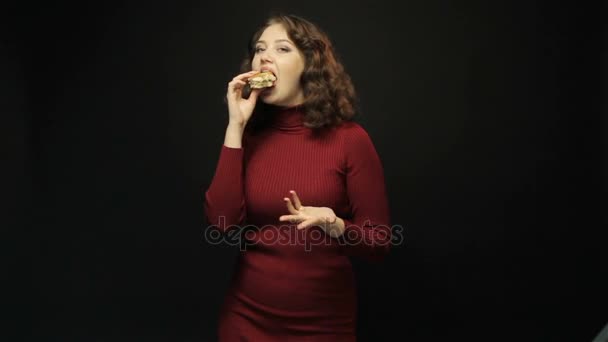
left=259, top=24, right=289, bottom=40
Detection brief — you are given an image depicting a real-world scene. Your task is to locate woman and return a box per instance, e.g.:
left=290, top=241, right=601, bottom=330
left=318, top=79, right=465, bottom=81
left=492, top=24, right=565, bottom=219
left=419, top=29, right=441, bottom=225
left=204, top=14, right=392, bottom=341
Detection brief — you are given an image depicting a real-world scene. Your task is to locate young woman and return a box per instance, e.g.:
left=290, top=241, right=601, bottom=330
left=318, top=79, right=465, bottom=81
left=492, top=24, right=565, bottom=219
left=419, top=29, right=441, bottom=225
left=204, top=13, right=392, bottom=341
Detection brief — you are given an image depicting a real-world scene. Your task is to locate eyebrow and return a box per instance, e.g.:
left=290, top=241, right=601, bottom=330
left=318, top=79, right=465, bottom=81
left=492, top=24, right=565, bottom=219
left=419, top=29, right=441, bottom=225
left=256, top=39, right=294, bottom=46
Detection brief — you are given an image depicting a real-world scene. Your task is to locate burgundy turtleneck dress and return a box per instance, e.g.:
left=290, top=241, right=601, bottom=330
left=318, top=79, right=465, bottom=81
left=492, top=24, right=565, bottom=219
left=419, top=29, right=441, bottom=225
left=204, top=105, right=391, bottom=341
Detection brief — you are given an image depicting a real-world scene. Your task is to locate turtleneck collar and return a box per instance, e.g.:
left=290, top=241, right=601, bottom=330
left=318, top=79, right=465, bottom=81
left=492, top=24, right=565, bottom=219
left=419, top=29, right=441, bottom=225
left=268, top=104, right=307, bottom=134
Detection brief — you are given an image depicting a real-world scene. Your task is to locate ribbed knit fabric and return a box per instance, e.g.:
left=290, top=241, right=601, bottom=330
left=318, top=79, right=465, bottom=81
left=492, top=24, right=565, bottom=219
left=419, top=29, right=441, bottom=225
left=204, top=104, right=391, bottom=341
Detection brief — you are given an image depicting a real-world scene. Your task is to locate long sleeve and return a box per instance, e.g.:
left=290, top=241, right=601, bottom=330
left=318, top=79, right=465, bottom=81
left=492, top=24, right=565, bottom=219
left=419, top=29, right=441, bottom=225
left=203, top=144, right=247, bottom=233
left=338, top=124, right=392, bottom=262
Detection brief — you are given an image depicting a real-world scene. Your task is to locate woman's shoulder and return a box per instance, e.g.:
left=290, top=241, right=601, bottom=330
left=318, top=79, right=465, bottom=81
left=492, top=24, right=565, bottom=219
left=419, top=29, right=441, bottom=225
left=335, top=120, right=373, bottom=141
left=335, top=119, right=366, bottom=132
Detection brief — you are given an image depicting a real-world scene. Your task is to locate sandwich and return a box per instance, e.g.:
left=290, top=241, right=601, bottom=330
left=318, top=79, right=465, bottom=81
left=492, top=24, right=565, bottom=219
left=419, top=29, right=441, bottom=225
left=241, top=71, right=277, bottom=99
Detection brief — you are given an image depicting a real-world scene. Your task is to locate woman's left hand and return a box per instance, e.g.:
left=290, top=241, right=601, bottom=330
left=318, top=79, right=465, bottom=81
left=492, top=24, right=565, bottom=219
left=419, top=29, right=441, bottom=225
left=279, top=190, right=338, bottom=231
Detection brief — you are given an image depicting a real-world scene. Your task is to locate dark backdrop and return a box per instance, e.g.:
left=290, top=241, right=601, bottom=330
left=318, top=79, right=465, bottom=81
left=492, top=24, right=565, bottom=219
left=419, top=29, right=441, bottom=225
left=5, top=0, right=607, bottom=341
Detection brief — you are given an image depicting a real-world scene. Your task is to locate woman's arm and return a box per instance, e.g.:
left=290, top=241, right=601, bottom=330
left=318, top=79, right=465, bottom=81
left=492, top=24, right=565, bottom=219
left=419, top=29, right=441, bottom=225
left=203, top=124, right=248, bottom=233
left=337, top=124, right=392, bottom=262
left=205, top=69, right=264, bottom=233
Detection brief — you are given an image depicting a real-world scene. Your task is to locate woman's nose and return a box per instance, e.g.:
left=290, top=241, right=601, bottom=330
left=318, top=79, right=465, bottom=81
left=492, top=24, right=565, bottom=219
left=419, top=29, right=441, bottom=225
left=260, top=50, right=273, bottom=63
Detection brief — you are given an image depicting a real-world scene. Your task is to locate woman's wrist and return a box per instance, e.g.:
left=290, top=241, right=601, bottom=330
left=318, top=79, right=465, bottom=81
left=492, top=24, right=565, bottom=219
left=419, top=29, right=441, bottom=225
left=326, top=217, right=345, bottom=238
left=227, top=119, right=246, bottom=129
left=224, top=122, right=246, bottom=148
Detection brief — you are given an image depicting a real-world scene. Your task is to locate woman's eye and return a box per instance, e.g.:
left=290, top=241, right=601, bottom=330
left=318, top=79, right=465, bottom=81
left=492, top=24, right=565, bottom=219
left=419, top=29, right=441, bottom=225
left=254, top=47, right=290, bottom=53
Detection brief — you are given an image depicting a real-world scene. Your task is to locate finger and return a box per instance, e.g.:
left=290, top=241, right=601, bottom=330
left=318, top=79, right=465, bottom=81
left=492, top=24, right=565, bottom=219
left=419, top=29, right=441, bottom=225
left=243, top=87, right=260, bottom=101
left=289, top=190, right=302, bottom=210
left=248, top=87, right=261, bottom=101
left=228, top=80, right=246, bottom=93
left=229, top=72, right=257, bottom=97
left=233, top=70, right=260, bottom=82
left=279, top=215, right=299, bottom=223
left=233, top=70, right=259, bottom=80
left=284, top=197, right=298, bottom=214
left=321, top=215, right=336, bottom=224
left=297, top=219, right=316, bottom=230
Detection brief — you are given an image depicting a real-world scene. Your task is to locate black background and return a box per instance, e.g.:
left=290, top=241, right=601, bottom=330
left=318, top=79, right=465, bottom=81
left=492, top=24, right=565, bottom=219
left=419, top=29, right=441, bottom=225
left=5, top=0, right=607, bottom=341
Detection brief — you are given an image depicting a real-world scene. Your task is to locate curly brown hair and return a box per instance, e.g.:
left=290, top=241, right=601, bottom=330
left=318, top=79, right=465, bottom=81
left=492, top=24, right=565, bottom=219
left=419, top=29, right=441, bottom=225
left=240, top=14, right=359, bottom=133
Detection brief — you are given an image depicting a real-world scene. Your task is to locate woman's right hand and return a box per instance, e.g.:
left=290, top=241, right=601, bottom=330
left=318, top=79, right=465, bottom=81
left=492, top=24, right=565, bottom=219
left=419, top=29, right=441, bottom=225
left=226, top=70, right=263, bottom=126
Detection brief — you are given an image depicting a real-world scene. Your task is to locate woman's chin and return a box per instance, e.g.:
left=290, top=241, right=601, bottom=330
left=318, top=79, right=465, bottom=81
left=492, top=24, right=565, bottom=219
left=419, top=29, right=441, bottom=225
left=260, top=89, right=277, bottom=103
left=260, top=97, right=273, bottom=105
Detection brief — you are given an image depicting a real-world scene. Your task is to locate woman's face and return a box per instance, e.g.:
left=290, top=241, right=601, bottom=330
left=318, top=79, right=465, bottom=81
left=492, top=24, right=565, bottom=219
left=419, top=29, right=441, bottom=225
left=251, top=23, right=306, bottom=107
